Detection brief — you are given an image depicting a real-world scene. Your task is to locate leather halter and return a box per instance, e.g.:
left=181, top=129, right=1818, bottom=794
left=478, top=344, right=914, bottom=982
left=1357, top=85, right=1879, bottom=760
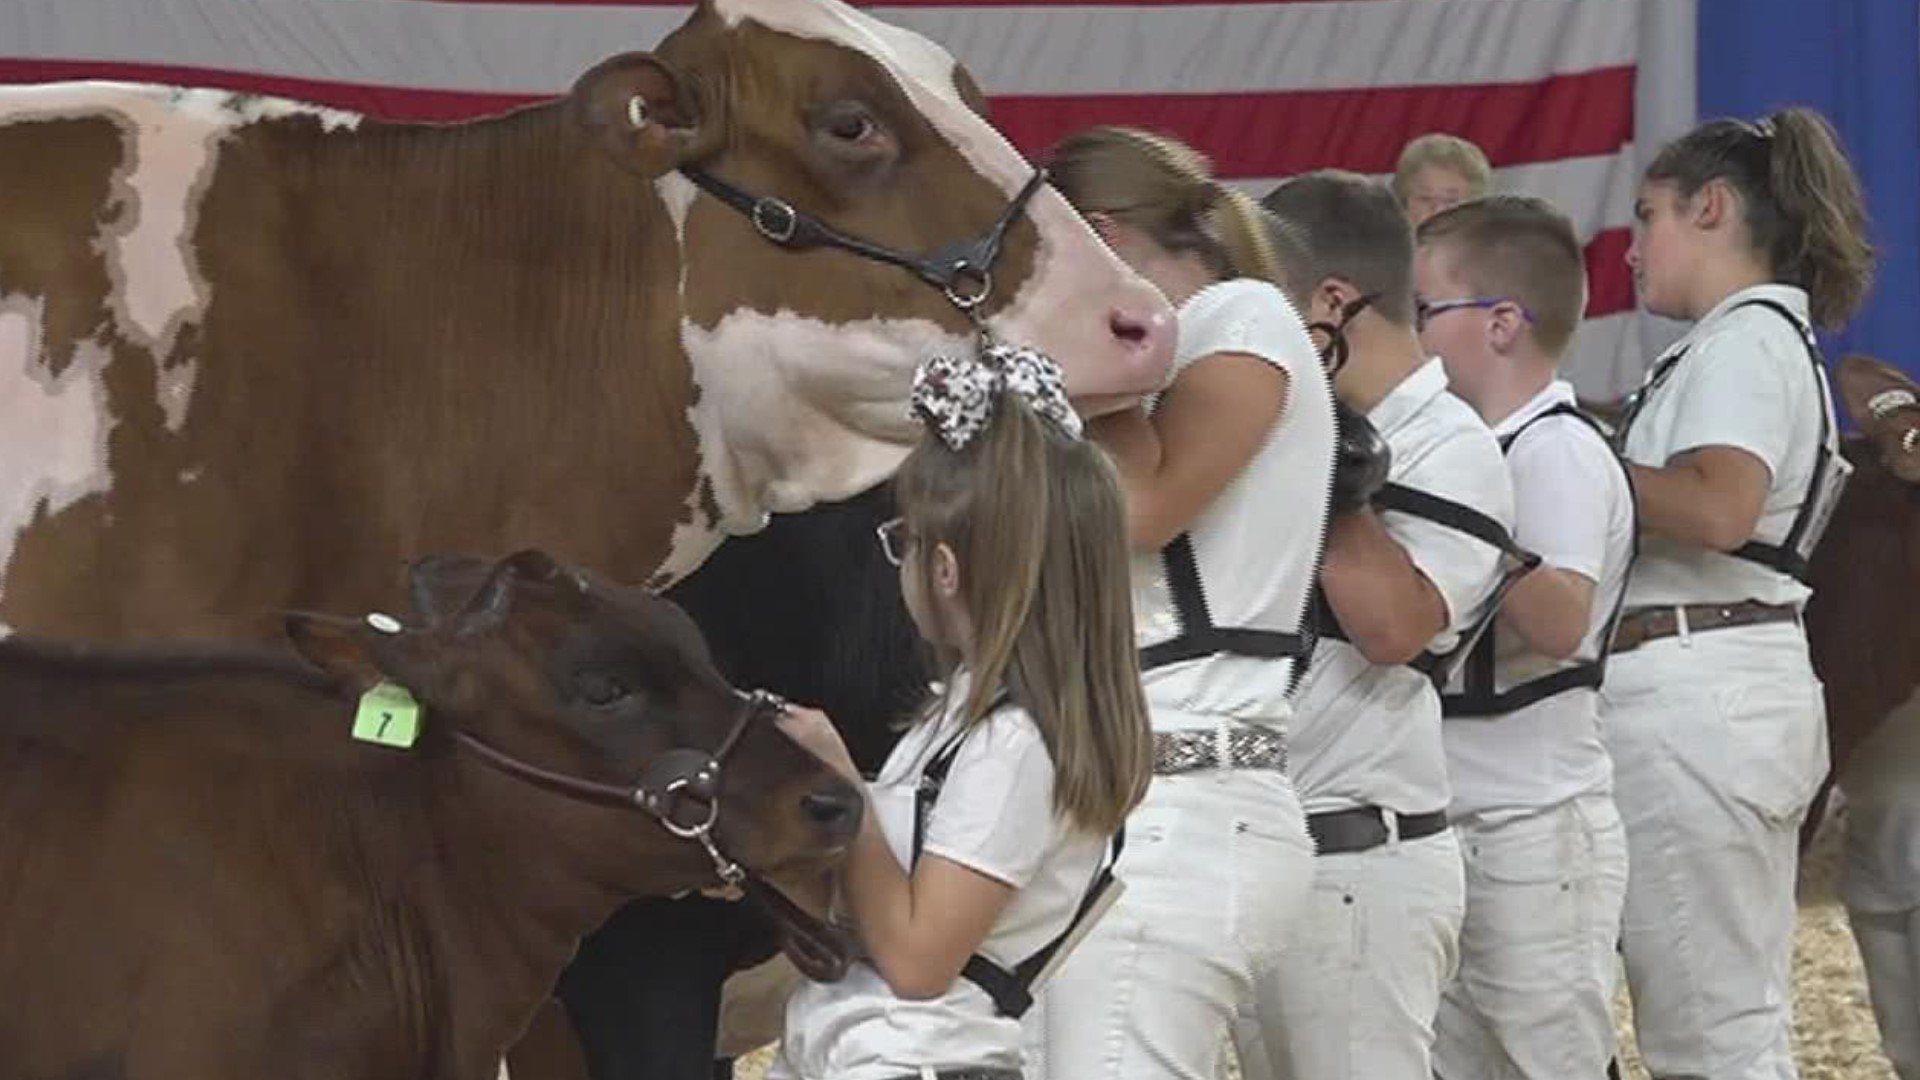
left=679, top=165, right=1049, bottom=319
left=453, top=688, right=788, bottom=887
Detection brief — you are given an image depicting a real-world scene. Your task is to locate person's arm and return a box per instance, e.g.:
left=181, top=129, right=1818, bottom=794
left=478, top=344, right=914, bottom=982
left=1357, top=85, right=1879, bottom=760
left=774, top=708, right=1036, bottom=1000
left=1629, top=448, right=1771, bottom=551
left=1318, top=508, right=1448, bottom=665
left=837, top=821, right=1017, bottom=999
left=1497, top=428, right=1612, bottom=660
left=1090, top=353, right=1289, bottom=552
left=1627, top=323, right=1798, bottom=552
left=1497, top=567, right=1596, bottom=661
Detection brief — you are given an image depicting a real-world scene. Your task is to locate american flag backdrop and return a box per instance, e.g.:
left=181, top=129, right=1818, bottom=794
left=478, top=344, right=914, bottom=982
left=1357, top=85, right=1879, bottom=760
left=0, top=0, right=1702, bottom=399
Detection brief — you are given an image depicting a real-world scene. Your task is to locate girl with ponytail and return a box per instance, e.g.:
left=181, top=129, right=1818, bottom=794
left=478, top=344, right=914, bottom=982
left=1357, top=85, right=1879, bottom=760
left=1603, top=106, right=1877, bottom=1080
left=1027, top=127, right=1339, bottom=1079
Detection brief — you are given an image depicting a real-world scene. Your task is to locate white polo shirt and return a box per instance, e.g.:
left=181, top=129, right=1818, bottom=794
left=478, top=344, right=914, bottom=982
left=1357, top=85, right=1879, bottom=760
left=774, top=673, right=1106, bottom=1080
left=1290, top=357, right=1515, bottom=816
left=1132, top=278, right=1337, bottom=729
left=1441, top=380, right=1635, bottom=822
left=1619, top=284, right=1838, bottom=609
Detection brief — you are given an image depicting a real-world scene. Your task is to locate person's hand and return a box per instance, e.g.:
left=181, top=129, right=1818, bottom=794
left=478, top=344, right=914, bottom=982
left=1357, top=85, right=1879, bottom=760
left=777, top=706, right=861, bottom=782
left=1330, top=398, right=1392, bottom=513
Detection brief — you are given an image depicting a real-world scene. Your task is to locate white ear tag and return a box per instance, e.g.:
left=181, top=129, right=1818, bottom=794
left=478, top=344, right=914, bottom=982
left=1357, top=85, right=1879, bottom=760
left=627, top=95, right=648, bottom=130
left=366, top=613, right=403, bottom=635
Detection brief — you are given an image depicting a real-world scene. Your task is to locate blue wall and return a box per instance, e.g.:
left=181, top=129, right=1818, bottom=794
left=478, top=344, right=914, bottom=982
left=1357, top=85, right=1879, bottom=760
left=1697, top=0, right=1920, bottom=389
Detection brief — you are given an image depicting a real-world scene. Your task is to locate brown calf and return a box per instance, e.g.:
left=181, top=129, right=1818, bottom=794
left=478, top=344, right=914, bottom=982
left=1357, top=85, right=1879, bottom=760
left=0, top=549, right=860, bottom=1080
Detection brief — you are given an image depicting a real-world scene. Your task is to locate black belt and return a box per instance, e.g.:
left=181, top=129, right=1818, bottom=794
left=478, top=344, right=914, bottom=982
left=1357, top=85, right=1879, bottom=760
left=1307, top=806, right=1449, bottom=856
left=877, top=1071, right=1021, bottom=1080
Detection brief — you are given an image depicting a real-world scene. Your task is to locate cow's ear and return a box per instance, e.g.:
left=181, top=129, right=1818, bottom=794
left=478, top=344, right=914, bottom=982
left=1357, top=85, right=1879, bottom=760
left=406, top=553, right=494, bottom=627
left=285, top=612, right=416, bottom=695
left=571, top=52, right=713, bottom=177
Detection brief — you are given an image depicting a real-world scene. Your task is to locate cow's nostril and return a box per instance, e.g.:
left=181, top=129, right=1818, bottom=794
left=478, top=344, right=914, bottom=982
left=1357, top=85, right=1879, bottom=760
left=1110, top=309, right=1149, bottom=345
left=802, top=789, right=861, bottom=837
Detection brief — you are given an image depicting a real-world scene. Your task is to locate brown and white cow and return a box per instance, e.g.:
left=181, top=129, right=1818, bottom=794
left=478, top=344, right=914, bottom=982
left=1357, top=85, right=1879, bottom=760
left=0, top=547, right=861, bottom=1080
left=0, top=0, right=1175, bottom=644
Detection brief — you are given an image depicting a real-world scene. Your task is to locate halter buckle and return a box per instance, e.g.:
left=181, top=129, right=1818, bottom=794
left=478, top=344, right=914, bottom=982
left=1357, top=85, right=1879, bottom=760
left=751, top=199, right=799, bottom=244
left=943, top=263, right=992, bottom=312
left=656, top=774, right=723, bottom=840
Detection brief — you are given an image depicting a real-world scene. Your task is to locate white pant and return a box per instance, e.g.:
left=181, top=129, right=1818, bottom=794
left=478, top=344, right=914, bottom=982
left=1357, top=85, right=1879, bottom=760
left=1026, top=767, right=1314, bottom=1080
left=1849, top=907, right=1920, bottom=1080
left=1434, top=795, right=1630, bottom=1080
left=1233, top=825, right=1467, bottom=1080
left=1601, top=622, right=1828, bottom=1080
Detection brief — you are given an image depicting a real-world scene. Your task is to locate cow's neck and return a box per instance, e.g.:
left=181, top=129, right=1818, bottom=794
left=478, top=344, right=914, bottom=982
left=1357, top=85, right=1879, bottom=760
left=405, top=747, right=710, bottom=1072
left=235, top=103, right=707, bottom=597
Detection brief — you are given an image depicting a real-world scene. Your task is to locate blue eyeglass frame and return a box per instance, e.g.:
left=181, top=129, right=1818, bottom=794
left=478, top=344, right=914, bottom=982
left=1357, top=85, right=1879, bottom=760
left=1414, top=296, right=1536, bottom=331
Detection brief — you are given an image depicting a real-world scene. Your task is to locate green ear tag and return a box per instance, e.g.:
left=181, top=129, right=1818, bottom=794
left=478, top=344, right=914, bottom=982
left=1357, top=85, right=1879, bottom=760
left=352, top=682, right=423, bottom=749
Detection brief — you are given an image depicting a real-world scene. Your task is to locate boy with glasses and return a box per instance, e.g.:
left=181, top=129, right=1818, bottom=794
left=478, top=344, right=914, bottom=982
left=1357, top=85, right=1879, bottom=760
left=1413, top=194, right=1637, bottom=1080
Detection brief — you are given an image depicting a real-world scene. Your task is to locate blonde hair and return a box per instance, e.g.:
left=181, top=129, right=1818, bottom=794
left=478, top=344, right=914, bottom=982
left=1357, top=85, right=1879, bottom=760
left=893, top=396, right=1152, bottom=835
left=1416, top=195, right=1589, bottom=356
left=1393, top=133, right=1493, bottom=203
left=1046, top=126, right=1280, bottom=285
left=1646, top=107, right=1876, bottom=329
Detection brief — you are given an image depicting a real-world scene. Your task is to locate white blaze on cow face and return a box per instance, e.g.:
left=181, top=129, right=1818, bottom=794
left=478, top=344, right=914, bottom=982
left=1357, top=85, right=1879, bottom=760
left=0, top=295, right=115, bottom=609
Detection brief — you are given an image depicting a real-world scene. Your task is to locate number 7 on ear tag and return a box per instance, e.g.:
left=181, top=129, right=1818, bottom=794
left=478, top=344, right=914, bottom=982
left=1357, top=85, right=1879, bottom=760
left=353, top=682, right=423, bottom=749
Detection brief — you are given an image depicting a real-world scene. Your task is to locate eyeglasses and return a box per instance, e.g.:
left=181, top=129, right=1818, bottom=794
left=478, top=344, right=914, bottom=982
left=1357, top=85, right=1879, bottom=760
left=1413, top=296, right=1535, bottom=332
left=876, top=517, right=913, bottom=566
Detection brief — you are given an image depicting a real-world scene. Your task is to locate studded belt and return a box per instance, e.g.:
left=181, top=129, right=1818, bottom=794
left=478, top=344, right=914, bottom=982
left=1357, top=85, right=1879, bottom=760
left=875, top=1070, right=1021, bottom=1080
left=1153, top=724, right=1288, bottom=777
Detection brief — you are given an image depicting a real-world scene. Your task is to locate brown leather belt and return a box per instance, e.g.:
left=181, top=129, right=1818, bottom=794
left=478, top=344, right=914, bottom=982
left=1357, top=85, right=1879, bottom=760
left=1610, top=601, right=1800, bottom=655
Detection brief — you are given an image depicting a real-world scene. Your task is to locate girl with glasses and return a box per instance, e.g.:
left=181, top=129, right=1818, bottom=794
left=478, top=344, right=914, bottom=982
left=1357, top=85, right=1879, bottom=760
left=771, top=345, right=1154, bottom=1080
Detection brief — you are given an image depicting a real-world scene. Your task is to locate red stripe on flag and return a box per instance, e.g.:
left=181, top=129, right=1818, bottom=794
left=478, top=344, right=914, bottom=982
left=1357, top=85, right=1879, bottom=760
left=1584, top=227, right=1634, bottom=319
left=1, top=59, right=1634, bottom=176
left=990, top=67, right=1636, bottom=175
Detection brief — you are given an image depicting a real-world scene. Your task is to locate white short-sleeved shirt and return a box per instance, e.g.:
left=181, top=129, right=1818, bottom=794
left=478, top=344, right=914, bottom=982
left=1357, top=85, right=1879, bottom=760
left=1289, top=357, right=1515, bottom=815
left=1620, top=284, right=1839, bottom=609
left=1441, top=380, right=1635, bottom=821
left=773, top=673, right=1105, bottom=1080
left=1132, top=278, right=1337, bottom=728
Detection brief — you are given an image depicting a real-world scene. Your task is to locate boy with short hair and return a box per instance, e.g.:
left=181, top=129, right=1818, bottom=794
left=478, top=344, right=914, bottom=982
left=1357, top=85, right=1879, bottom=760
left=1413, top=194, right=1637, bottom=1080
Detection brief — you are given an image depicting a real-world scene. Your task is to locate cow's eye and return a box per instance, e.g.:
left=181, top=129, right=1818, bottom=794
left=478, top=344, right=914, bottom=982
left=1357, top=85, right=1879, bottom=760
left=573, top=670, right=633, bottom=708
left=818, top=102, right=879, bottom=144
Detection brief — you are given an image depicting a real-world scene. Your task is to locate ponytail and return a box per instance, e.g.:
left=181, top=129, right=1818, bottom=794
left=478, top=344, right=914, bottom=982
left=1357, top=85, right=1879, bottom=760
left=1207, top=186, right=1282, bottom=284
left=1647, top=106, right=1876, bottom=329
left=1767, top=108, right=1875, bottom=328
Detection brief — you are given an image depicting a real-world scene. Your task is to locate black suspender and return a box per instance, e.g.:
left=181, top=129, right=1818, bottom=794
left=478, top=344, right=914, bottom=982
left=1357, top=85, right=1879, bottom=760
left=1139, top=533, right=1310, bottom=672
left=1441, top=403, right=1640, bottom=719
left=908, top=715, right=1124, bottom=1020
left=1613, top=297, right=1847, bottom=583
left=1310, top=482, right=1541, bottom=688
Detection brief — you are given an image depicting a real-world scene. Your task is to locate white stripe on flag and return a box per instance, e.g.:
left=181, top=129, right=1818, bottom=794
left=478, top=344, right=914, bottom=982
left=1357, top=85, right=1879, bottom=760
left=0, top=0, right=1635, bottom=98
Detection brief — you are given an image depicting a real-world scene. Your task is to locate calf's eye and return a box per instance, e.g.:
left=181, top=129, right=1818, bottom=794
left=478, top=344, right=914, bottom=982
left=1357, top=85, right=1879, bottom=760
left=573, top=670, right=632, bottom=708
